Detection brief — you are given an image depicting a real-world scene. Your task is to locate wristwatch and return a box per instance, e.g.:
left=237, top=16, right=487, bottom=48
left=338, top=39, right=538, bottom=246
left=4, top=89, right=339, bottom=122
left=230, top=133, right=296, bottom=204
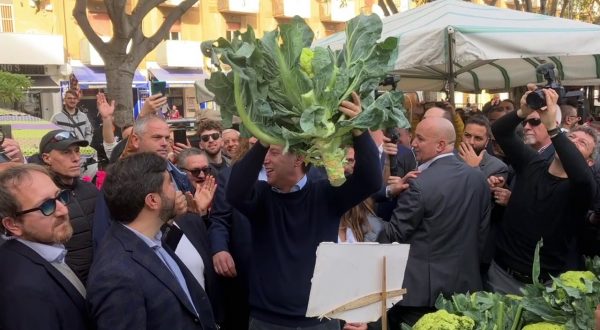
left=385, top=185, right=392, bottom=199
left=547, top=127, right=561, bottom=137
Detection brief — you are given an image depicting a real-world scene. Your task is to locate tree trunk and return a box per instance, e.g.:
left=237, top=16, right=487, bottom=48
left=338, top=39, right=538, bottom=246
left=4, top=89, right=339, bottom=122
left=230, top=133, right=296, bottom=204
left=514, top=0, right=523, bottom=11
left=560, top=0, right=569, bottom=17
left=104, top=60, right=136, bottom=127
left=524, top=0, right=533, bottom=12
left=540, top=0, right=547, bottom=14
left=550, top=0, right=559, bottom=16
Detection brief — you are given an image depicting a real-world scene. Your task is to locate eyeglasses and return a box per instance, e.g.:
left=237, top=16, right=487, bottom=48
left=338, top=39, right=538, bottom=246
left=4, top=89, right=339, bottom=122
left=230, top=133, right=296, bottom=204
left=51, top=131, right=77, bottom=142
left=521, top=118, right=542, bottom=127
left=15, top=190, right=70, bottom=217
left=181, top=167, right=211, bottom=177
left=200, top=133, right=220, bottom=142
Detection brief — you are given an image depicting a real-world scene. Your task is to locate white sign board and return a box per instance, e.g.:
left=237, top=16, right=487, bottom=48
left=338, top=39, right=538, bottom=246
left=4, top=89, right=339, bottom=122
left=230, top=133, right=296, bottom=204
left=306, top=242, right=410, bottom=323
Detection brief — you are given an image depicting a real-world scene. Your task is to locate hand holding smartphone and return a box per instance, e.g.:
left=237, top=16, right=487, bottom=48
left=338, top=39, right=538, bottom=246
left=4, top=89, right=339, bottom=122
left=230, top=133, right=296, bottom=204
left=151, top=81, right=168, bottom=97
left=173, top=129, right=187, bottom=145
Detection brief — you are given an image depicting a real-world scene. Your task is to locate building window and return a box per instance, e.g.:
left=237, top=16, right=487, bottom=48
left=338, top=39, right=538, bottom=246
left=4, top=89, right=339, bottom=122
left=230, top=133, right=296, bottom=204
left=0, top=3, right=15, bottom=33
left=168, top=19, right=181, bottom=40
left=225, top=22, right=241, bottom=41
left=169, top=31, right=180, bottom=40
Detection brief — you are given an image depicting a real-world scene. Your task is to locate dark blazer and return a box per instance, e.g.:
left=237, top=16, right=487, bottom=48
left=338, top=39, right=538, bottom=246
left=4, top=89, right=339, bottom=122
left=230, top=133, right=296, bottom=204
left=87, top=223, right=217, bottom=330
left=380, top=155, right=491, bottom=307
left=0, top=240, right=90, bottom=330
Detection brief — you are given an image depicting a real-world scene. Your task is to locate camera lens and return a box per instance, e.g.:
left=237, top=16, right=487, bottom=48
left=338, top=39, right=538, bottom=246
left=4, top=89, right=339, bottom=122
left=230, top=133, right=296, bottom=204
left=526, top=89, right=546, bottom=110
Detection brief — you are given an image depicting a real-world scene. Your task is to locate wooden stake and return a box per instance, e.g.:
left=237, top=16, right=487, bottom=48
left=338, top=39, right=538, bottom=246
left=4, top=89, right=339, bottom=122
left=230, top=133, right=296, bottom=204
left=382, top=256, right=388, bottom=330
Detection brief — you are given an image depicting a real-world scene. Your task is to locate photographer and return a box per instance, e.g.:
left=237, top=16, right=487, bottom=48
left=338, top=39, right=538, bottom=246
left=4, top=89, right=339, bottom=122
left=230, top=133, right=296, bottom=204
left=487, top=87, right=597, bottom=295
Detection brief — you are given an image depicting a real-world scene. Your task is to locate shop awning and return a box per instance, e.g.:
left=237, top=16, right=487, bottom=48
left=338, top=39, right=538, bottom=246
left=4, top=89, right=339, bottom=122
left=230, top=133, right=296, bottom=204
left=71, top=65, right=147, bottom=89
left=29, top=76, right=60, bottom=91
left=148, top=67, right=206, bottom=88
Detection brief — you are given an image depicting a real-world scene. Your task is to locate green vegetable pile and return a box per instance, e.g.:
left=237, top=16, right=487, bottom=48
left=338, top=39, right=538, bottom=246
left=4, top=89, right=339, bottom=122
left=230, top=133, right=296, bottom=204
left=202, top=14, right=409, bottom=186
left=410, top=309, right=475, bottom=330
left=403, top=240, right=600, bottom=330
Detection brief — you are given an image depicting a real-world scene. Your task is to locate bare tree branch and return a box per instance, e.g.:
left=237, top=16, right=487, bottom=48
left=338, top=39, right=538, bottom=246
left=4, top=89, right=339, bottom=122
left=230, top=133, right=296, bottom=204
left=104, top=0, right=129, bottom=39
left=73, top=0, right=107, bottom=55
left=130, top=0, right=165, bottom=28
left=137, top=0, right=198, bottom=63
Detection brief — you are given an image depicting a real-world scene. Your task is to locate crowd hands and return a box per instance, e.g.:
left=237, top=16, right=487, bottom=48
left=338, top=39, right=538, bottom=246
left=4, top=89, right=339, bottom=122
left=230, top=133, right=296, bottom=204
left=1, top=84, right=600, bottom=330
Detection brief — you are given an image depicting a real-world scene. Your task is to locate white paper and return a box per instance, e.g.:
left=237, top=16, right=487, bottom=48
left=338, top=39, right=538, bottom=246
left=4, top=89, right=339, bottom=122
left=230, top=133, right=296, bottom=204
left=306, top=242, right=410, bottom=323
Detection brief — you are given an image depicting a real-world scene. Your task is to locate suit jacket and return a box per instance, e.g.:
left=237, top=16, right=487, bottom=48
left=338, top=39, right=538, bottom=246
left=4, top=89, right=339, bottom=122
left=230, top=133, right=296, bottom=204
left=454, top=149, right=509, bottom=181
left=0, top=240, right=90, bottom=330
left=380, top=155, right=491, bottom=307
left=87, top=223, right=217, bottom=330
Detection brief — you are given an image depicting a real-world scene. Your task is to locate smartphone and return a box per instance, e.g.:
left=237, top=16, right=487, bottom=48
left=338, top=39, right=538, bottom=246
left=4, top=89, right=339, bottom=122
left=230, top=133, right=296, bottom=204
left=0, top=152, right=10, bottom=163
left=173, top=129, right=187, bottom=145
left=0, top=124, right=12, bottom=140
left=151, top=81, right=168, bottom=96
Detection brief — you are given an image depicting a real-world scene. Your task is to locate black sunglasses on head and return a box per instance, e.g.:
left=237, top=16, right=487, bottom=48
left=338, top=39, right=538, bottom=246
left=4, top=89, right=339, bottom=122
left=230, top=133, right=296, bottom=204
left=182, top=167, right=211, bottom=177
left=521, top=118, right=542, bottom=127
left=200, top=133, right=220, bottom=142
left=15, top=190, right=71, bottom=217
left=51, top=131, right=77, bottom=143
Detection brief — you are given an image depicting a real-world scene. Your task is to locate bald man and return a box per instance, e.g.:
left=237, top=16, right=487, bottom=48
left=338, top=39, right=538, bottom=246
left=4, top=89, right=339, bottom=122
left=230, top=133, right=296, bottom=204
left=380, top=117, right=491, bottom=328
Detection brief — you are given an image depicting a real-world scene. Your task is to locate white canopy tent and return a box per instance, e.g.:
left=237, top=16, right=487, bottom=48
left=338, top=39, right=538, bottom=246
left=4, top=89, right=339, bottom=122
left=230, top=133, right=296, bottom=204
left=313, top=0, right=600, bottom=101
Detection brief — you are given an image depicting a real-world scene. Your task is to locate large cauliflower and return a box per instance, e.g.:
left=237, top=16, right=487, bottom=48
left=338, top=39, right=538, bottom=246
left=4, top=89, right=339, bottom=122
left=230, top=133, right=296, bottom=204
left=558, top=271, right=597, bottom=292
left=521, top=322, right=565, bottom=330
left=412, top=310, right=475, bottom=330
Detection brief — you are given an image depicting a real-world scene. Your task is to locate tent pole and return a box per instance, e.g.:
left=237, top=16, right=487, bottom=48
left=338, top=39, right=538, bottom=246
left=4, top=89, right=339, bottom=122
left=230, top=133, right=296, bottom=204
left=447, top=27, right=456, bottom=105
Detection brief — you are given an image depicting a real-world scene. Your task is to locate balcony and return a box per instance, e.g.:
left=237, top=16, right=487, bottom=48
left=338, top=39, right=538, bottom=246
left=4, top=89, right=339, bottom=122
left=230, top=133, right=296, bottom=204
left=218, top=0, right=259, bottom=14
left=79, top=38, right=105, bottom=66
left=273, top=0, right=311, bottom=19
left=0, top=34, right=64, bottom=65
left=158, top=0, right=199, bottom=8
left=156, top=40, right=203, bottom=68
left=319, top=0, right=356, bottom=23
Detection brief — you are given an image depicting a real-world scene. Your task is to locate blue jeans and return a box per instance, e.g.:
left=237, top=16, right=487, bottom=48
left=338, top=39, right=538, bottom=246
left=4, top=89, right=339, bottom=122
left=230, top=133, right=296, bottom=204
left=248, top=318, right=340, bottom=330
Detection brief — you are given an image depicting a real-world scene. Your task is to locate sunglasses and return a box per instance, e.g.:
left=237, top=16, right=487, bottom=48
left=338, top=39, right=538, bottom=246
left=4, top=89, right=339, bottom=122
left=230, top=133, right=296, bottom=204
left=200, top=133, right=220, bottom=142
left=182, top=167, right=211, bottom=177
left=51, top=131, right=77, bottom=143
left=521, top=118, right=542, bottom=127
left=15, top=190, right=70, bottom=217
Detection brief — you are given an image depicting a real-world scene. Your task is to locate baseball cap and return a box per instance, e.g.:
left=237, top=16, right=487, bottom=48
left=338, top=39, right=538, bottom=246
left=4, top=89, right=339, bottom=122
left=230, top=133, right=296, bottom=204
left=39, top=130, right=89, bottom=154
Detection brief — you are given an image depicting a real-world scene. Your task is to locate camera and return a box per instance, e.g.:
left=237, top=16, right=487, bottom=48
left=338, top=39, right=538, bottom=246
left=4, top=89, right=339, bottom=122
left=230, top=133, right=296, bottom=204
left=525, top=63, right=566, bottom=110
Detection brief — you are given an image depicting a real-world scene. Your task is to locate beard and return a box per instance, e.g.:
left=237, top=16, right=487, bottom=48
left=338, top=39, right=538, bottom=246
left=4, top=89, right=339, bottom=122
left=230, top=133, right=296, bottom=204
left=158, top=192, right=177, bottom=223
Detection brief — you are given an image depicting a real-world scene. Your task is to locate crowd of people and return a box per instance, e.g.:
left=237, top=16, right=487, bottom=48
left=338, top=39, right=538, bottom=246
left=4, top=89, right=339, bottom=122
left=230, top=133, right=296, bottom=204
left=0, top=85, right=599, bottom=330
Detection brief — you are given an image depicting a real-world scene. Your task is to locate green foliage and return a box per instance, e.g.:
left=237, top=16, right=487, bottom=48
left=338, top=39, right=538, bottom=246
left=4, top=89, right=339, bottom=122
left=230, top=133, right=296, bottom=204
left=416, top=240, right=600, bottom=330
left=434, top=291, right=523, bottom=330
left=0, top=71, right=31, bottom=106
left=203, top=14, right=409, bottom=186
left=411, top=309, right=475, bottom=330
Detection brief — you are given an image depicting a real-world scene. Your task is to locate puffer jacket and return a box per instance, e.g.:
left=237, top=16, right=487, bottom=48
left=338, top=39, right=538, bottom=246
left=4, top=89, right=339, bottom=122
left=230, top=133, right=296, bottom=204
left=55, top=177, right=99, bottom=284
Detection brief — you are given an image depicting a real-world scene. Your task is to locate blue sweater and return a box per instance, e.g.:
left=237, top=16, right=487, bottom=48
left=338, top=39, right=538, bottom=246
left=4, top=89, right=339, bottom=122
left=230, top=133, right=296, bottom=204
left=226, top=132, right=381, bottom=327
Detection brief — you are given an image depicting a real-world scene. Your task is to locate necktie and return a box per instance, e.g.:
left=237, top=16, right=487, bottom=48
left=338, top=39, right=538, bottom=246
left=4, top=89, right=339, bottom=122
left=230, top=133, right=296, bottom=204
left=51, top=261, right=86, bottom=298
left=153, top=245, right=198, bottom=316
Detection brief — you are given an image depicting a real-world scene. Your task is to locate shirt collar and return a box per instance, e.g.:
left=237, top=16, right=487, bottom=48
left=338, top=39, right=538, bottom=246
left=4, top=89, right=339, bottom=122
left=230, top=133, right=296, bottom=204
left=417, top=152, right=454, bottom=172
left=124, top=224, right=163, bottom=249
left=16, top=238, right=67, bottom=263
left=272, top=174, right=308, bottom=193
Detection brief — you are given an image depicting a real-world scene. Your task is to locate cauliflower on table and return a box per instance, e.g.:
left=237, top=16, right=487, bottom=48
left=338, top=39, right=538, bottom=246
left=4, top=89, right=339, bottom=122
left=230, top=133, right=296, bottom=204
left=412, top=310, right=475, bottom=330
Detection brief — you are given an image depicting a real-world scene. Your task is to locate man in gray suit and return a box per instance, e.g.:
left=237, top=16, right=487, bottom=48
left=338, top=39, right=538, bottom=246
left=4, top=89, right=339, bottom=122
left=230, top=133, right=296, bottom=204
left=380, top=117, right=491, bottom=328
